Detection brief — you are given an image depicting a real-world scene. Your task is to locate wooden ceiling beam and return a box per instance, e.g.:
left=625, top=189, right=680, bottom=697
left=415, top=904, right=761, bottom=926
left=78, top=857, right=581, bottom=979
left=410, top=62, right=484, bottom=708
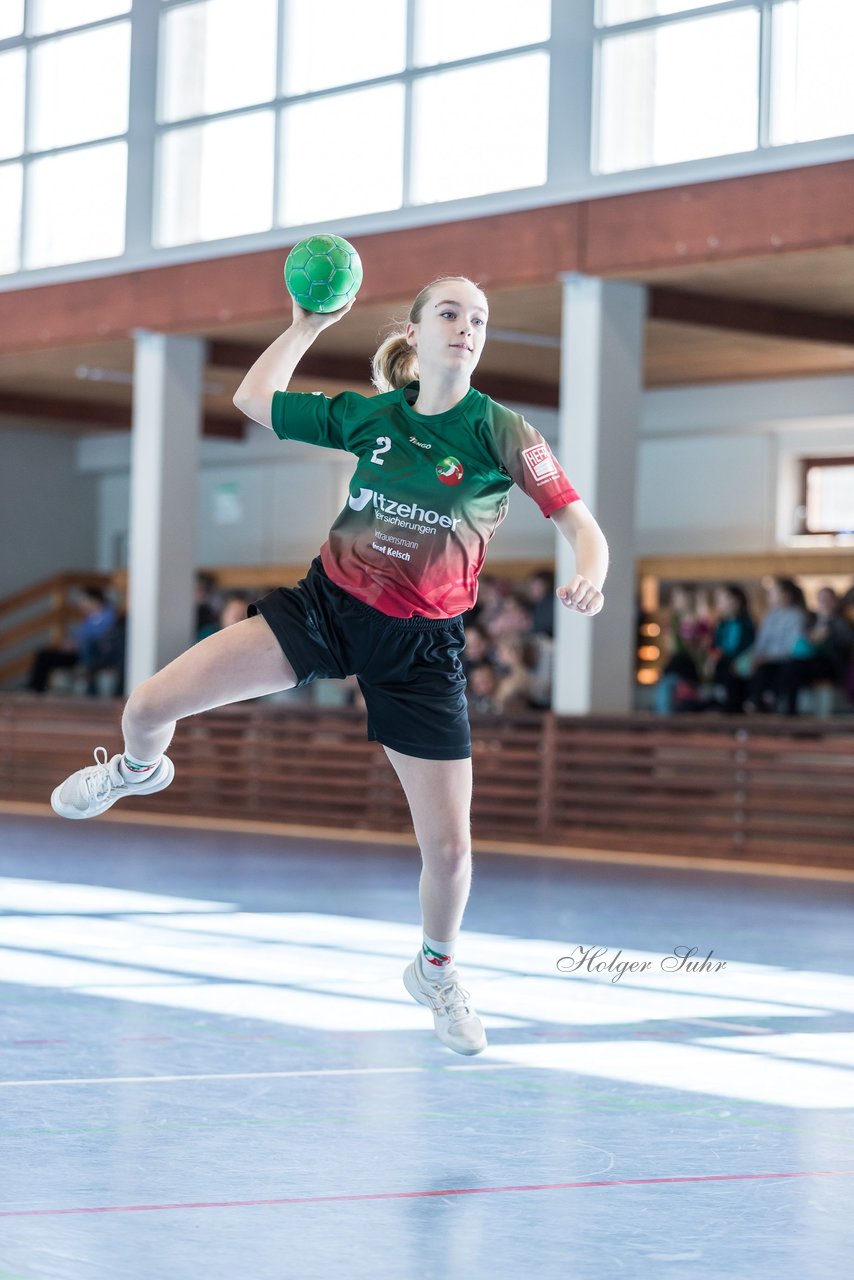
left=210, top=339, right=559, bottom=406
left=209, top=340, right=372, bottom=384
left=0, top=392, right=245, bottom=439
left=649, top=287, right=854, bottom=346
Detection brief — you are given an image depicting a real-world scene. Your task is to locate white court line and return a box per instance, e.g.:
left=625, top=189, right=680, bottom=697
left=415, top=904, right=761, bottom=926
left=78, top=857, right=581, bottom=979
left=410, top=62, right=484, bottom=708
left=0, top=1064, right=523, bottom=1088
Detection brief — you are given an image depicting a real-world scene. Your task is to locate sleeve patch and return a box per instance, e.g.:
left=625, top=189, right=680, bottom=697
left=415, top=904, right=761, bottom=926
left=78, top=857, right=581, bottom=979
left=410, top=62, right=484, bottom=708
left=522, top=443, right=559, bottom=485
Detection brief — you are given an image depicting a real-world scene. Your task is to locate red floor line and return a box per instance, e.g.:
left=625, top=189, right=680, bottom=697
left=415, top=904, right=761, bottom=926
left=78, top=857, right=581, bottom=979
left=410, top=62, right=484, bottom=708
left=2, top=1170, right=853, bottom=1217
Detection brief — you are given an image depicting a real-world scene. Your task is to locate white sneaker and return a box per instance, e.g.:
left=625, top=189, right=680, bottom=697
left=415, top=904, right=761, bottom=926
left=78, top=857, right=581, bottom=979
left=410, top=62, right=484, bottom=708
left=51, top=747, right=174, bottom=820
left=403, top=953, right=487, bottom=1056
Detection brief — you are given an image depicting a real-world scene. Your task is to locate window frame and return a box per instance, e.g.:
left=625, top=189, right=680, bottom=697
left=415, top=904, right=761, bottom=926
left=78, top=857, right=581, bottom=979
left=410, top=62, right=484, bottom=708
left=797, top=454, right=854, bottom=537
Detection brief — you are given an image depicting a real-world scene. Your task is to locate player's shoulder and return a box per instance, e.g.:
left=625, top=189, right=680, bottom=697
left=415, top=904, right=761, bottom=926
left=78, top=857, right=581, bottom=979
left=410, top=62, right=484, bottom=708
left=472, top=388, right=525, bottom=430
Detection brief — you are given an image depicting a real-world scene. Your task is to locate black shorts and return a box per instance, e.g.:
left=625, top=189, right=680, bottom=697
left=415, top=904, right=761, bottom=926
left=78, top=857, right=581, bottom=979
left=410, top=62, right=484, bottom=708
left=248, top=557, right=471, bottom=761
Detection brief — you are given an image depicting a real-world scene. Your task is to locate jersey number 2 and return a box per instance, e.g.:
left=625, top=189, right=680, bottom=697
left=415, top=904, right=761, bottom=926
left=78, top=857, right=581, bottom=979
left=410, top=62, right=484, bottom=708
left=370, top=436, right=392, bottom=466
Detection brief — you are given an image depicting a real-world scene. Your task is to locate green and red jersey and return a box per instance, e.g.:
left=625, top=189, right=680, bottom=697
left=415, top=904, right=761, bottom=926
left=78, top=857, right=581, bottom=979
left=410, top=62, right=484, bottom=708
left=271, top=381, right=581, bottom=618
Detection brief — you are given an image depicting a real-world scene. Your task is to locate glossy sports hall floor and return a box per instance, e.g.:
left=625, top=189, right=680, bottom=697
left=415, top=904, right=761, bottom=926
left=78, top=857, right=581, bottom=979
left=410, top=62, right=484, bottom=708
left=1, top=813, right=852, bottom=1280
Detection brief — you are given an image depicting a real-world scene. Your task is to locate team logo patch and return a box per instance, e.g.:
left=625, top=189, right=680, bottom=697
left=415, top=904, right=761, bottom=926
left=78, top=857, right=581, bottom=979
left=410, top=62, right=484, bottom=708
left=436, top=456, right=464, bottom=486
left=522, top=443, right=559, bottom=485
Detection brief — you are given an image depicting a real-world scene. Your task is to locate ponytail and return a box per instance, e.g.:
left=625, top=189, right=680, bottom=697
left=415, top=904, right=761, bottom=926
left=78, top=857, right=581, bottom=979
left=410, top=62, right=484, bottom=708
left=371, top=332, right=418, bottom=394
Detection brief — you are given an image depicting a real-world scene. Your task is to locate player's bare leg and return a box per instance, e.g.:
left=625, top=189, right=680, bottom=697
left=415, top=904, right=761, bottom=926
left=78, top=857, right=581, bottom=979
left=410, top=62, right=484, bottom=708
left=52, top=616, right=298, bottom=819
left=386, top=748, right=486, bottom=1055
left=122, top=614, right=298, bottom=761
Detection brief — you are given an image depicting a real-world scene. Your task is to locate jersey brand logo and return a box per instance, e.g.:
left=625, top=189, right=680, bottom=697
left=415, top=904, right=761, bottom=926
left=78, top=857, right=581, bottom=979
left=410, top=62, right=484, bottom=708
left=522, top=443, right=559, bottom=485
left=409, top=435, right=431, bottom=449
left=436, top=456, right=464, bottom=486
left=348, top=487, right=374, bottom=511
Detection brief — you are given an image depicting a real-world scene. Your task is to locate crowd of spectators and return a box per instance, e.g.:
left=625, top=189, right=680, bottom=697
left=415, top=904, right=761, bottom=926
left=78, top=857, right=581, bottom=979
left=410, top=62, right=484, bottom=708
left=654, top=578, right=854, bottom=716
left=25, top=570, right=854, bottom=719
left=25, top=573, right=250, bottom=698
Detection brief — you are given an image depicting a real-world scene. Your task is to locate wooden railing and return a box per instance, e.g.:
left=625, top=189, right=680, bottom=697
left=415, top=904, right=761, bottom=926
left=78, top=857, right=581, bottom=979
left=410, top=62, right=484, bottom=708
left=0, top=571, right=114, bottom=686
left=2, top=695, right=852, bottom=871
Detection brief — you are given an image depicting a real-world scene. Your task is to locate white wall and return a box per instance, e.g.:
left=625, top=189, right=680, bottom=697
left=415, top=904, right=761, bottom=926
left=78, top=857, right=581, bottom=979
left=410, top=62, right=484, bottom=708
left=78, top=423, right=351, bottom=572
left=0, top=423, right=97, bottom=597
left=637, top=374, right=854, bottom=555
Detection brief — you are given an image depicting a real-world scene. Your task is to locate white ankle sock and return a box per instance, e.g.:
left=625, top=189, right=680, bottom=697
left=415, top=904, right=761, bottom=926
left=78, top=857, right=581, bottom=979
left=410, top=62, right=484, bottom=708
left=420, top=933, right=457, bottom=979
left=119, top=752, right=161, bottom=784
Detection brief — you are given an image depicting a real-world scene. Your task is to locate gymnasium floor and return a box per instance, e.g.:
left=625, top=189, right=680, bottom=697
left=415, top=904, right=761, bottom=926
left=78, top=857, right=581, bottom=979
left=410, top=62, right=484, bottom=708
left=1, top=813, right=852, bottom=1280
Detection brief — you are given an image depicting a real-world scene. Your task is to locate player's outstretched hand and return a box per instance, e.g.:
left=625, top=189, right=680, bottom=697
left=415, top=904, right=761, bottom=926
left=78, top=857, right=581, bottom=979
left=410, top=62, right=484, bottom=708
left=291, top=296, right=355, bottom=333
left=557, top=576, right=604, bottom=617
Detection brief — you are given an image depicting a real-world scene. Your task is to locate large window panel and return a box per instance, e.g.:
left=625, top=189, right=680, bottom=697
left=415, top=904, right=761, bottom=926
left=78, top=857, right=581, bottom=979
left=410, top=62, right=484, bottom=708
left=28, top=0, right=130, bottom=35
left=0, top=0, right=24, bottom=40
left=597, top=0, right=724, bottom=24
left=157, top=112, right=275, bottom=247
left=279, top=83, right=404, bottom=226
left=414, top=0, right=550, bottom=66
left=0, top=164, right=23, bottom=274
left=159, top=0, right=277, bottom=123
left=25, top=141, right=127, bottom=268
left=282, top=0, right=405, bottom=95
left=411, top=53, right=549, bottom=205
left=596, top=8, right=759, bottom=172
left=29, top=22, right=130, bottom=151
left=771, top=0, right=854, bottom=145
left=0, top=49, right=26, bottom=161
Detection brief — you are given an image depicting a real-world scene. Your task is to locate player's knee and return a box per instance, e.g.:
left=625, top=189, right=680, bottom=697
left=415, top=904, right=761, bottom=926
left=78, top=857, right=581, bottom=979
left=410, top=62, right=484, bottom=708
left=123, top=679, right=170, bottom=731
left=422, top=837, right=471, bottom=875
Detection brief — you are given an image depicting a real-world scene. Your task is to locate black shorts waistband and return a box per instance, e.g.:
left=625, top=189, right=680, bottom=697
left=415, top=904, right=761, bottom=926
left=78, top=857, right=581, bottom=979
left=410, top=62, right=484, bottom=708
left=313, top=559, right=464, bottom=631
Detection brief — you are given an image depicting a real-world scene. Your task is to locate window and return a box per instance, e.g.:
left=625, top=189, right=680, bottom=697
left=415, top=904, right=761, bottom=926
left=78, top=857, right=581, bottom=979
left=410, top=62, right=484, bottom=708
left=0, top=9, right=130, bottom=274
left=279, top=84, right=405, bottom=226
left=597, top=0, right=724, bottom=23
left=156, top=0, right=553, bottom=245
left=770, top=0, right=854, bottom=145
left=798, top=457, right=854, bottom=536
left=413, top=0, right=550, bottom=65
left=0, top=0, right=23, bottom=40
left=596, top=7, right=760, bottom=172
left=596, top=0, right=854, bottom=176
left=25, top=142, right=127, bottom=269
left=29, top=22, right=131, bottom=150
left=0, top=165, right=23, bottom=274
left=28, top=0, right=130, bottom=35
left=159, top=0, right=277, bottom=123
left=282, top=0, right=406, bottom=95
left=156, top=113, right=275, bottom=247
left=411, top=52, right=550, bottom=204
left=0, top=49, right=26, bottom=161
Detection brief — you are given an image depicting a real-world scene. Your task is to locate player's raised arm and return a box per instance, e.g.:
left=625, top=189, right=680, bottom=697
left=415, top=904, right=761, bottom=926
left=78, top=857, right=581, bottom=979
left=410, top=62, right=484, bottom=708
left=234, top=233, right=361, bottom=429
left=233, top=298, right=354, bottom=430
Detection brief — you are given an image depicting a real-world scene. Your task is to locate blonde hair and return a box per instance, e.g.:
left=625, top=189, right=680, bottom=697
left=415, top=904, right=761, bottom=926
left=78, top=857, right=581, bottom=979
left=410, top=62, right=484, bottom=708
left=371, top=276, right=487, bottom=394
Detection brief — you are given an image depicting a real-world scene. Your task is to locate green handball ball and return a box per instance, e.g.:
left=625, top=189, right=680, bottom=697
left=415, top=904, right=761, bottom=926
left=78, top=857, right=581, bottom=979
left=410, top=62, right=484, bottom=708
left=284, top=234, right=363, bottom=314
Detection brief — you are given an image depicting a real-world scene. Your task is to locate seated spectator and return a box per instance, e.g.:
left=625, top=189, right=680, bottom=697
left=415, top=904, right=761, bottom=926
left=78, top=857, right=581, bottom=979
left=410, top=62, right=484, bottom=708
left=195, top=571, right=221, bottom=641
left=468, top=574, right=506, bottom=634
left=776, top=586, right=854, bottom=714
left=743, top=578, right=809, bottom=714
left=698, top=584, right=756, bottom=713
left=492, top=636, right=534, bottom=713
left=219, top=592, right=249, bottom=629
left=461, top=623, right=491, bottom=678
left=488, top=594, right=534, bottom=640
left=654, top=583, right=714, bottom=714
left=523, top=569, right=556, bottom=637
left=466, top=661, right=502, bottom=715
left=27, top=586, right=119, bottom=696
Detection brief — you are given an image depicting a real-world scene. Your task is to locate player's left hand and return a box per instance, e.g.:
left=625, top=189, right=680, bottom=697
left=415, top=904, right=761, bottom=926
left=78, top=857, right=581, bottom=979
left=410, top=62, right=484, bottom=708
left=557, top=576, right=604, bottom=617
